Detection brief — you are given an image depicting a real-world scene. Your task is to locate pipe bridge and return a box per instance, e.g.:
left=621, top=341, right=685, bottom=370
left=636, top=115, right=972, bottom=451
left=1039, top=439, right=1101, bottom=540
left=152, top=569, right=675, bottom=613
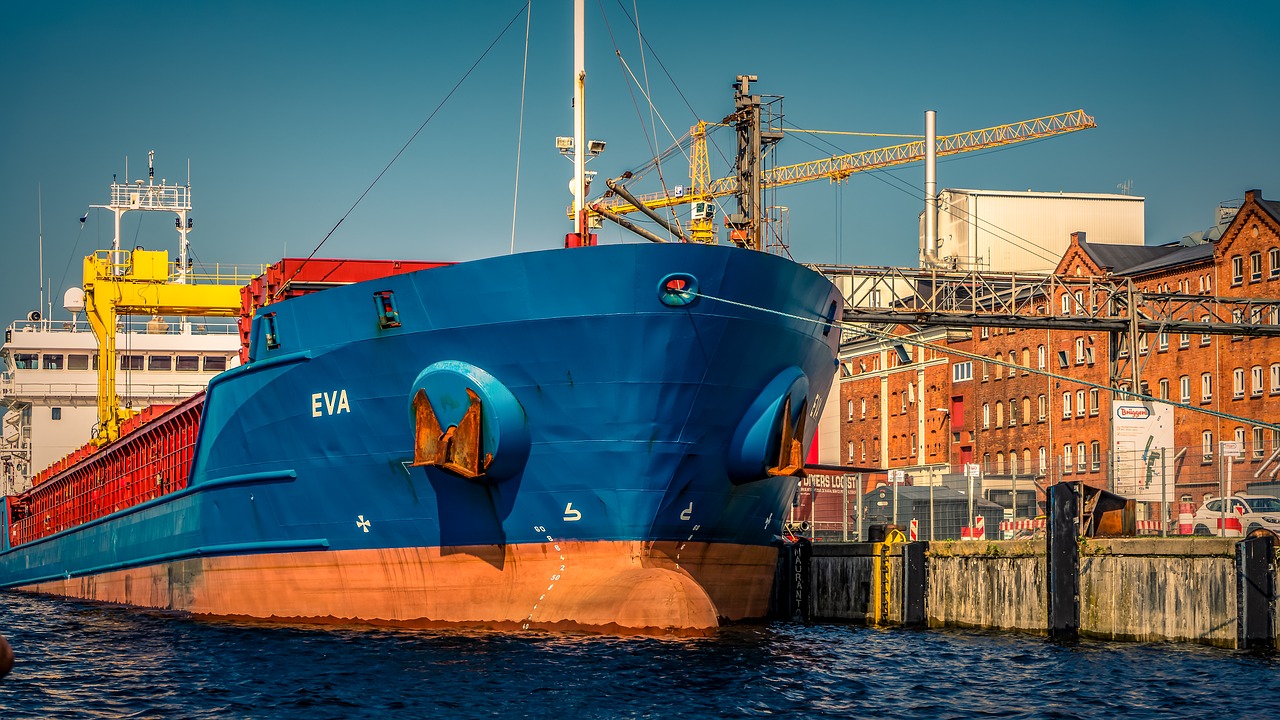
left=815, top=264, right=1280, bottom=338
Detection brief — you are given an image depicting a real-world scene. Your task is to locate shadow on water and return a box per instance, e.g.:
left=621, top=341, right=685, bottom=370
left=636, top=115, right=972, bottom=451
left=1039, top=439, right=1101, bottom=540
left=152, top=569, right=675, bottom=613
left=0, top=592, right=1277, bottom=719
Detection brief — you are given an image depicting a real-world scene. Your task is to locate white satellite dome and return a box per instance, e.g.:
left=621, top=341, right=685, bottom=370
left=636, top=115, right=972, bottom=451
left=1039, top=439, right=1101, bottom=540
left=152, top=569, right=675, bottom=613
left=63, top=286, right=86, bottom=313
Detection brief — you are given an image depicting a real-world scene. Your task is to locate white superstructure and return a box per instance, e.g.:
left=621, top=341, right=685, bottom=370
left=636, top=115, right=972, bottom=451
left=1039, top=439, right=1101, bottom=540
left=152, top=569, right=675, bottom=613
left=0, top=318, right=240, bottom=494
left=920, top=188, right=1145, bottom=272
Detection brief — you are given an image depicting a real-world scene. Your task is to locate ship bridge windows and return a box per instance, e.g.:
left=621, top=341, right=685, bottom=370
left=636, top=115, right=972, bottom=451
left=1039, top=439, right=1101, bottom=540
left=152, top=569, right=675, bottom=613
left=204, top=356, right=227, bottom=372
left=13, top=353, right=37, bottom=369
left=67, top=354, right=89, bottom=371
left=120, top=355, right=144, bottom=371
left=176, top=355, right=199, bottom=372
left=148, top=356, right=172, bottom=371
left=42, top=354, right=64, bottom=370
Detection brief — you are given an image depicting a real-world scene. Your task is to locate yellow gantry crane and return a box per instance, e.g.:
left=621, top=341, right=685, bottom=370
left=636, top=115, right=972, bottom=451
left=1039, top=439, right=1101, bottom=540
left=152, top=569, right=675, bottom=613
left=590, top=79, right=1095, bottom=248
left=82, top=248, right=244, bottom=445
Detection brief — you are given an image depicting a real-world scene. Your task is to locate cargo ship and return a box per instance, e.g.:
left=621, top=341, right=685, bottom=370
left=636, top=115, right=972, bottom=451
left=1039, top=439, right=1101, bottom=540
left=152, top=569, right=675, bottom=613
left=0, top=5, right=841, bottom=635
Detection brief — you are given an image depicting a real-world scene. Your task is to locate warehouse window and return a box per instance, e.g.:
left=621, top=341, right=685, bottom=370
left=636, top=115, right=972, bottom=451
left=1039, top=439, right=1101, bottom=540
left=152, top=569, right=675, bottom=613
left=1233, top=368, right=1245, bottom=399
left=1180, top=375, right=1190, bottom=403
left=1037, top=394, right=1047, bottom=421
left=1270, top=247, right=1280, bottom=279
left=1202, top=431, right=1213, bottom=463
left=1077, top=442, right=1087, bottom=472
left=1063, top=444, right=1073, bottom=474
left=1062, top=392, right=1072, bottom=418
left=1272, top=364, right=1280, bottom=394
left=1252, top=366, right=1263, bottom=397
left=1201, top=373, right=1212, bottom=403
left=1231, top=256, right=1244, bottom=286
left=1089, top=388, right=1099, bottom=416
left=1251, top=252, right=1263, bottom=282
left=1091, top=441, right=1101, bottom=471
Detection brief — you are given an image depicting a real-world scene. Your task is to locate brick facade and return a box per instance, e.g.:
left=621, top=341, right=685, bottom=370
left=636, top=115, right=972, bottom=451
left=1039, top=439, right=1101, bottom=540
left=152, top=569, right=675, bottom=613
left=837, top=190, right=1280, bottom=511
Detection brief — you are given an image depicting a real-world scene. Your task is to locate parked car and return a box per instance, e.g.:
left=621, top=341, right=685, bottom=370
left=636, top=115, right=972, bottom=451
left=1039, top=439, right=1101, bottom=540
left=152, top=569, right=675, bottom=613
left=1190, top=495, right=1280, bottom=537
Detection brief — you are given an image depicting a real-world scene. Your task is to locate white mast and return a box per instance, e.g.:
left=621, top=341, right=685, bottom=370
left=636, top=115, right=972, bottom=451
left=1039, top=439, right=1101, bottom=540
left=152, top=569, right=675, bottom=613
left=38, top=183, right=44, bottom=323
left=572, top=0, right=587, bottom=240
left=90, top=151, right=193, bottom=277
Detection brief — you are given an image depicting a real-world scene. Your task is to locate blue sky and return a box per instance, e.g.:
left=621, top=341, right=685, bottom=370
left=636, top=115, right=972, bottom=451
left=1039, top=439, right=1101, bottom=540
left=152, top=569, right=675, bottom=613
left=2, top=1, right=1277, bottom=326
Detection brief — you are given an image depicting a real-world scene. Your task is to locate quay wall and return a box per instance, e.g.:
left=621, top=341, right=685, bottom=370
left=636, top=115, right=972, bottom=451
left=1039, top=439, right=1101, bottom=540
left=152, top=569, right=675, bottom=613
left=785, top=537, right=1277, bottom=649
left=926, top=540, right=1045, bottom=634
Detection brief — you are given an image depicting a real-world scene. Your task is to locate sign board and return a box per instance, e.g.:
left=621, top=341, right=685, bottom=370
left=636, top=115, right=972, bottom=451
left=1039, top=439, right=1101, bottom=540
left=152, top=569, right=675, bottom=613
left=964, top=463, right=981, bottom=478
left=1220, top=440, right=1244, bottom=459
left=889, top=469, right=906, bottom=484
left=909, top=518, right=919, bottom=542
left=1111, top=400, right=1174, bottom=502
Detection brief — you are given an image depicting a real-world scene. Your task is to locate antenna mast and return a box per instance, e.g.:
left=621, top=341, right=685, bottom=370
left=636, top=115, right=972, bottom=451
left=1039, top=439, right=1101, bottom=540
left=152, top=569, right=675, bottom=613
left=89, top=151, right=193, bottom=280
left=38, top=183, right=44, bottom=323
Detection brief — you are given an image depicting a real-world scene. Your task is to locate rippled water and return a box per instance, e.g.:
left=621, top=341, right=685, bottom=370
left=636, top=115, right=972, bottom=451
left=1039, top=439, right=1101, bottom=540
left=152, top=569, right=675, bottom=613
left=0, top=592, right=1276, bottom=719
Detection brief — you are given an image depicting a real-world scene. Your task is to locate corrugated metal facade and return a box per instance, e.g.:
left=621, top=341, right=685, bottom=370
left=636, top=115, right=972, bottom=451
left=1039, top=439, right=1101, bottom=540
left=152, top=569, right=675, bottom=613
left=920, top=189, right=1145, bottom=272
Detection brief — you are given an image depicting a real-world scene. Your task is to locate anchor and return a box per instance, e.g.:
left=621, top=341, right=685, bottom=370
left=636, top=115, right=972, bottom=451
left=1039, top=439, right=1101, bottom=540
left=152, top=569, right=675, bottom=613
left=412, top=387, right=493, bottom=479
left=766, top=394, right=807, bottom=478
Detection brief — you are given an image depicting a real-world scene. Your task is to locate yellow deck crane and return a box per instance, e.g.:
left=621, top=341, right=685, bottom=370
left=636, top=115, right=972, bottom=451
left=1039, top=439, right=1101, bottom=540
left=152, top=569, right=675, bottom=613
left=590, top=76, right=1096, bottom=249
left=80, top=153, right=253, bottom=445
left=82, top=249, right=245, bottom=445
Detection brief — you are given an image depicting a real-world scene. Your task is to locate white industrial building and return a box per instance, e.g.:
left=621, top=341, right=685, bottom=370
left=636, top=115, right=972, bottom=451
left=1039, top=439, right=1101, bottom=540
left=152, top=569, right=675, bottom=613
left=919, top=189, right=1145, bottom=272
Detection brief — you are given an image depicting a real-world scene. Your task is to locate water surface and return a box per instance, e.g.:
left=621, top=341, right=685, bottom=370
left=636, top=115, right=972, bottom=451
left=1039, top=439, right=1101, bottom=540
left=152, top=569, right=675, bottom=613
left=0, top=592, right=1274, bottom=718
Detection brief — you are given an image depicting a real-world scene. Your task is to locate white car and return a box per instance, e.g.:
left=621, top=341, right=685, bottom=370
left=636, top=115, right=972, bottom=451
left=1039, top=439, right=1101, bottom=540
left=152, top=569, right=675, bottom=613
left=1190, top=495, right=1280, bottom=537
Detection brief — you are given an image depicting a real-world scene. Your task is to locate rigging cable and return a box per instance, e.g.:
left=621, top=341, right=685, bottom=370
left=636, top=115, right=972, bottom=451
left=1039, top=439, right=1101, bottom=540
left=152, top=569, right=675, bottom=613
left=276, top=2, right=531, bottom=298
left=509, top=0, right=532, bottom=254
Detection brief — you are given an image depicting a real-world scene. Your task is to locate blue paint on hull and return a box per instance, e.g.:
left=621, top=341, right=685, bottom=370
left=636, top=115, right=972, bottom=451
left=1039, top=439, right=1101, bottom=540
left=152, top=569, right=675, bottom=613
left=1, top=243, right=840, bottom=594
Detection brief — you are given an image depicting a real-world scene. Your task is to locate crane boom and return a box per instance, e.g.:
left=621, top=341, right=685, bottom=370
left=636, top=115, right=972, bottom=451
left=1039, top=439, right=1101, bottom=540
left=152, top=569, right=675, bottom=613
left=595, top=109, right=1096, bottom=216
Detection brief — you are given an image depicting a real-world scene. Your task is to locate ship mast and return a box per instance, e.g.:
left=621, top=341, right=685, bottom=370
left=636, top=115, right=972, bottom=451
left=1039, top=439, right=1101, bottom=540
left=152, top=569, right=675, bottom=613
left=90, top=150, right=193, bottom=280
left=563, top=0, right=599, bottom=247
left=573, top=0, right=586, bottom=241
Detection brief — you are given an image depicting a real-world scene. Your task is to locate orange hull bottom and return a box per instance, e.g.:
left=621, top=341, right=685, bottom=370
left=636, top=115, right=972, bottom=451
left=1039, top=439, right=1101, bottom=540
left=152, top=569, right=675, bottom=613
left=20, top=541, right=778, bottom=636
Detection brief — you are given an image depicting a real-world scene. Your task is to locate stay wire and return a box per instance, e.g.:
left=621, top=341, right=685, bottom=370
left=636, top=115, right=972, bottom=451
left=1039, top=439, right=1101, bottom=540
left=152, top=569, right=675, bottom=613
left=276, top=2, right=531, bottom=298
left=509, top=0, right=532, bottom=254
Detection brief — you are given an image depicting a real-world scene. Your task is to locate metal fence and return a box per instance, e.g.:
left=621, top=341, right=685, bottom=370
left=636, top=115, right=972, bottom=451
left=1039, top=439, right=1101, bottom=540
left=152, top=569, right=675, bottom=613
left=792, top=444, right=1280, bottom=542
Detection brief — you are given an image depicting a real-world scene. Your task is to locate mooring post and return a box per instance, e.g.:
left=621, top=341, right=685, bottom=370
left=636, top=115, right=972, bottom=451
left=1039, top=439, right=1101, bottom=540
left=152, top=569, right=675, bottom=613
left=1047, top=481, right=1080, bottom=640
left=901, top=541, right=927, bottom=627
left=771, top=538, right=811, bottom=622
left=1236, top=533, right=1276, bottom=650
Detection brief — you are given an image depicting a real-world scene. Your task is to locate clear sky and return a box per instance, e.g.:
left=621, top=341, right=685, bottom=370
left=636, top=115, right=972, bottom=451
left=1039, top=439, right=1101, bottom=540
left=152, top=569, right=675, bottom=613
left=2, top=1, right=1277, bottom=326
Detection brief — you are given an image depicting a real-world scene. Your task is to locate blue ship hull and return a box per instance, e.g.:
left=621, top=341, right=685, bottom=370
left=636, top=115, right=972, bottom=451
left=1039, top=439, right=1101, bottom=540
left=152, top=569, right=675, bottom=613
left=1, top=243, right=840, bottom=634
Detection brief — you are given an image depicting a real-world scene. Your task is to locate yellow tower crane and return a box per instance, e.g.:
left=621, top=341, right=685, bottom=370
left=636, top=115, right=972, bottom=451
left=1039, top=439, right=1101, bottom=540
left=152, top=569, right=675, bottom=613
left=591, top=102, right=1096, bottom=248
